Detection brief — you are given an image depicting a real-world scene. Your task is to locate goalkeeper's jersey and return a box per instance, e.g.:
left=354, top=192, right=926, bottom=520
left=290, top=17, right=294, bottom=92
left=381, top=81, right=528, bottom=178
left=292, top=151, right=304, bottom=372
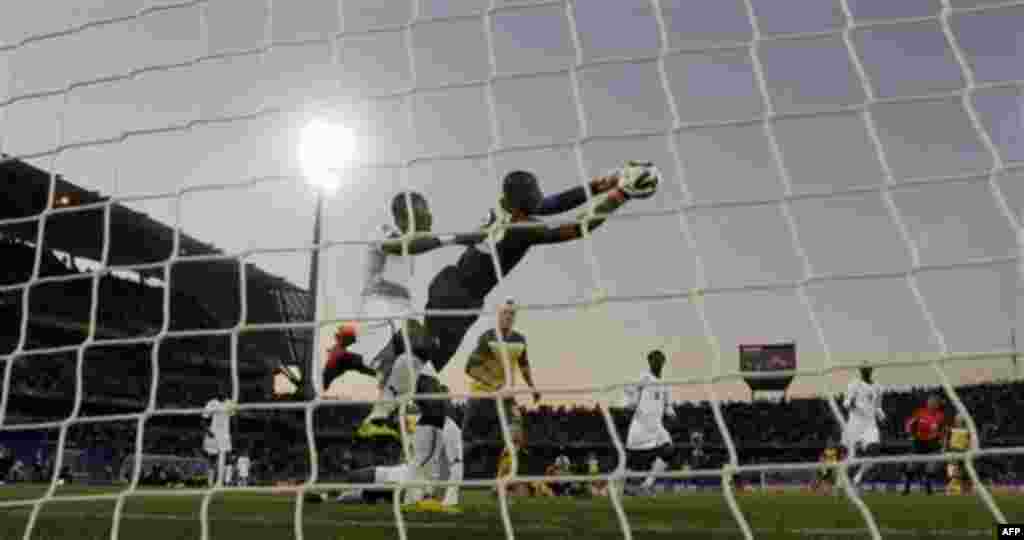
left=448, top=185, right=591, bottom=300
left=466, top=328, right=528, bottom=393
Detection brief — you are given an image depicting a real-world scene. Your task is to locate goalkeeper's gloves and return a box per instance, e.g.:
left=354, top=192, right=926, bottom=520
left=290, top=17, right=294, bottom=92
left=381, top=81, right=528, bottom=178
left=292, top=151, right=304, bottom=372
left=617, top=161, right=659, bottom=200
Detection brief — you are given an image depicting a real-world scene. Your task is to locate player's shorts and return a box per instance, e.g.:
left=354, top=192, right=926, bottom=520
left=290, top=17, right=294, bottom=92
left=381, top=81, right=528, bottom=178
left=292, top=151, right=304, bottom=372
left=626, top=444, right=674, bottom=472
left=462, top=395, right=522, bottom=442
left=204, top=436, right=232, bottom=455
left=354, top=296, right=409, bottom=376
left=374, top=465, right=409, bottom=484
left=424, top=266, right=484, bottom=372
left=378, top=353, right=430, bottom=401
left=627, top=422, right=673, bottom=451
left=437, top=418, right=463, bottom=481
left=842, top=416, right=880, bottom=449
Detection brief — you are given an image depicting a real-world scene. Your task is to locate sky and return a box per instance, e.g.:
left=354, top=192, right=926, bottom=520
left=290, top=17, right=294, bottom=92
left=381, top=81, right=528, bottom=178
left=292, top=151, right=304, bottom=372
left=1, top=0, right=1023, bottom=409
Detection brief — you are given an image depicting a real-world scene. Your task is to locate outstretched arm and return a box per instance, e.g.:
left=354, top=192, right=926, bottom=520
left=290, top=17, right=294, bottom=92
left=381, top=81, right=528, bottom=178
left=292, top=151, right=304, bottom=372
left=533, top=175, right=620, bottom=216
left=380, top=232, right=485, bottom=256
left=533, top=187, right=629, bottom=245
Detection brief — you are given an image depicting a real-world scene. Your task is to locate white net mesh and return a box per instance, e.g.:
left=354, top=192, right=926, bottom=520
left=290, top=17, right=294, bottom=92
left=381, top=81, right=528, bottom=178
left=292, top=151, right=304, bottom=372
left=1, top=1, right=1023, bottom=539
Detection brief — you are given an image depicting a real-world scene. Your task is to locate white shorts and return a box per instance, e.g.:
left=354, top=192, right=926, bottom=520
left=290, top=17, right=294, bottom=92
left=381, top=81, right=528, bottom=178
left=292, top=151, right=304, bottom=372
left=204, top=436, right=232, bottom=455
left=627, top=421, right=672, bottom=451
left=843, top=416, right=880, bottom=449
left=374, top=464, right=409, bottom=484
left=437, top=417, right=463, bottom=481
left=354, top=296, right=410, bottom=372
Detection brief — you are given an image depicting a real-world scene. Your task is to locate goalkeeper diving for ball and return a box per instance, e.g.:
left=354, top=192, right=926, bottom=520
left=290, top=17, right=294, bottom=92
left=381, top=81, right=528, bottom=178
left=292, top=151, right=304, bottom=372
left=370, top=162, right=660, bottom=444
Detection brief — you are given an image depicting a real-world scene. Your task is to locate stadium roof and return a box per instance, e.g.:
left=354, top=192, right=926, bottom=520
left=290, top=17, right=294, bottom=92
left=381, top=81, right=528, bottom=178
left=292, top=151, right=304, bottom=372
left=0, top=156, right=313, bottom=368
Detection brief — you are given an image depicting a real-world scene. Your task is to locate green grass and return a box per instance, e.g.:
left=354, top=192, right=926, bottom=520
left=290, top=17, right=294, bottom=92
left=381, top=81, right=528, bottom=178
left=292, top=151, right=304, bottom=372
left=0, top=484, right=1018, bottom=539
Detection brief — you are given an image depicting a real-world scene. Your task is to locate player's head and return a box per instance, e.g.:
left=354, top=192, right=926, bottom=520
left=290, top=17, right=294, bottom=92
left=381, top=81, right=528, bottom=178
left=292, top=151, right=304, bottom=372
left=859, top=365, right=873, bottom=383
left=647, top=349, right=666, bottom=377
left=390, top=191, right=432, bottom=234
left=497, top=298, right=517, bottom=333
left=335, top=322, right=358, bottom=347
left=927, top=394, right=942, bottom=410
left=501, top=170, right=543, bottom=217
left=954, top=414, right=966, bottom=427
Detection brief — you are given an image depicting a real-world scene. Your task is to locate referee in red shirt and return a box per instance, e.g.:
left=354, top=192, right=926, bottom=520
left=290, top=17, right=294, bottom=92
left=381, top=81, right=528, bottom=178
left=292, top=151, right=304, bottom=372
left=902, top=394, right=947, bottom=495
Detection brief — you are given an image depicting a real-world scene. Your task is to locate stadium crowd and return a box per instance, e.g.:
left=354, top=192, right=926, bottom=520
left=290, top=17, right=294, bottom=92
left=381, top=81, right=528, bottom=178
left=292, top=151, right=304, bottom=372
left=2, top=377, right=1020, bottom=488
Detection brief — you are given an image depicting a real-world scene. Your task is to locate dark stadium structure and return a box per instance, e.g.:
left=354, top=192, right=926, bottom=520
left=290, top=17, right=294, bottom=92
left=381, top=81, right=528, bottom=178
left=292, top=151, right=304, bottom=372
left=0, top=156, right=315, bottom=395
left=0, top=157, right=320, bottom=475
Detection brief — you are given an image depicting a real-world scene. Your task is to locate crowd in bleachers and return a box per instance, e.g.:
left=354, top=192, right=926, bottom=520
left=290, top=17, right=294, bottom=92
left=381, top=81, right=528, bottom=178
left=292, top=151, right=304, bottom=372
left=1, top=378, right=1022, bottom=486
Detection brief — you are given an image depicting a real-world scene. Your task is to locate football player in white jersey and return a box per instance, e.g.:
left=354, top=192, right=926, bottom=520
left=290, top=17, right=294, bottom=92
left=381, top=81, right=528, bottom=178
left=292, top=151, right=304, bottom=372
left=202, top=391, right=235, bottom=487
left=622, top=350, right=675, bottom=495
left=842, top=365, right=885, bottom=486
left=322, top=191, right=481, bottom=439
left=235, top=453, right=251, bottom=487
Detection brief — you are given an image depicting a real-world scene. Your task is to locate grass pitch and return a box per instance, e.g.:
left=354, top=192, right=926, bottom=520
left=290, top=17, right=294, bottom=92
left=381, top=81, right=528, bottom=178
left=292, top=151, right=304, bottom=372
left=0, top=484, right=1018, bottom=539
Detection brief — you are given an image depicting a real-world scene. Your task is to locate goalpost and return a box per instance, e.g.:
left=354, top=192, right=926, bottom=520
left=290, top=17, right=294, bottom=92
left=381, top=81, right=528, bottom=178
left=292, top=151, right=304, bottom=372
left=1, top=1, right=1023, bottom=540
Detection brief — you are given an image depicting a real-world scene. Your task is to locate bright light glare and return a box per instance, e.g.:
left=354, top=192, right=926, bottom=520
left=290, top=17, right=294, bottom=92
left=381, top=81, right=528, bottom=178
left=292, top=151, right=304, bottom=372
left=298, top=119, right=355, bottom=193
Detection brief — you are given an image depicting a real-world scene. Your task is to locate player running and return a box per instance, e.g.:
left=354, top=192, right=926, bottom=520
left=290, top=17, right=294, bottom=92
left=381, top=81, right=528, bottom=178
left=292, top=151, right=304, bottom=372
left=201, top=390, right=236, bottom=487
left=622, top=350, right=676, bottom=496
left=842, top=365, right=885, bottom=487
left=322, top=191, right=481, bottom=439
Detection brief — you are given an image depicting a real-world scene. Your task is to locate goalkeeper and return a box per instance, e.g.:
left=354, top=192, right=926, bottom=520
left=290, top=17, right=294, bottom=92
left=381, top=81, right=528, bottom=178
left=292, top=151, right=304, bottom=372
left=378, top=163, right=659, bottom=439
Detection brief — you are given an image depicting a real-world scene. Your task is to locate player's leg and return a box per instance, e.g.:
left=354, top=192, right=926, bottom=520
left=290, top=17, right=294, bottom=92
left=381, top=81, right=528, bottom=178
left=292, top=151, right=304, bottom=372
left=902, top=439, right=923, bottom=495
left=460, top=394, right=494, bottom=462
left=624, top=448, right=655, bottom=496
left=423, top=266, right=484, bottom=373
left=853, top=441, right=879, bottom=485
left=642, top=443, right=673, bottom=491
left=404, top=374, right=447, bottom=504
left=357, top=352, right=421, bottom=440
left=440, top=418, right=464, bottom=507
left=923, top=440, right=942, bottom=495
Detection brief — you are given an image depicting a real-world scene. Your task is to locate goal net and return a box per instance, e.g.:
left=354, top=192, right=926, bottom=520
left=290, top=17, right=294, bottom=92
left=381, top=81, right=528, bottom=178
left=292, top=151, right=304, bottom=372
left=1, top=1, right=1023, bottom=539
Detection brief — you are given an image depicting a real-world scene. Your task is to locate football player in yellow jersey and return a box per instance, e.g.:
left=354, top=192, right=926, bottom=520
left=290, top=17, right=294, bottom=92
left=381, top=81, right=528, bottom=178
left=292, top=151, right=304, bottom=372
left=945, top=415, right=971, bottom=495
left=462, top=299, right=541, bottom=475
left=812, top=438, right=841, bottom=494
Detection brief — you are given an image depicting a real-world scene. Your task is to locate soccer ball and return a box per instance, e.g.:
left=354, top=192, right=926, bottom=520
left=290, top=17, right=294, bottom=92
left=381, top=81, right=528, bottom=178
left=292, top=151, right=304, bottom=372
left=619, top=161, right=660, bottom=199
left=224, top=399, right=238, bottom=416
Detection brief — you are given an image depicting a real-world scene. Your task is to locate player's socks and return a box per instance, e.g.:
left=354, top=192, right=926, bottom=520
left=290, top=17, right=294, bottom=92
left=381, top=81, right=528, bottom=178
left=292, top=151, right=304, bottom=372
left=403, top=425, right=441, bottom=504
left=642, top=458, right=667, bottom=490
left=443, top=457, right=463, bottom=506
left=853, top=462, right=873, bottom=485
